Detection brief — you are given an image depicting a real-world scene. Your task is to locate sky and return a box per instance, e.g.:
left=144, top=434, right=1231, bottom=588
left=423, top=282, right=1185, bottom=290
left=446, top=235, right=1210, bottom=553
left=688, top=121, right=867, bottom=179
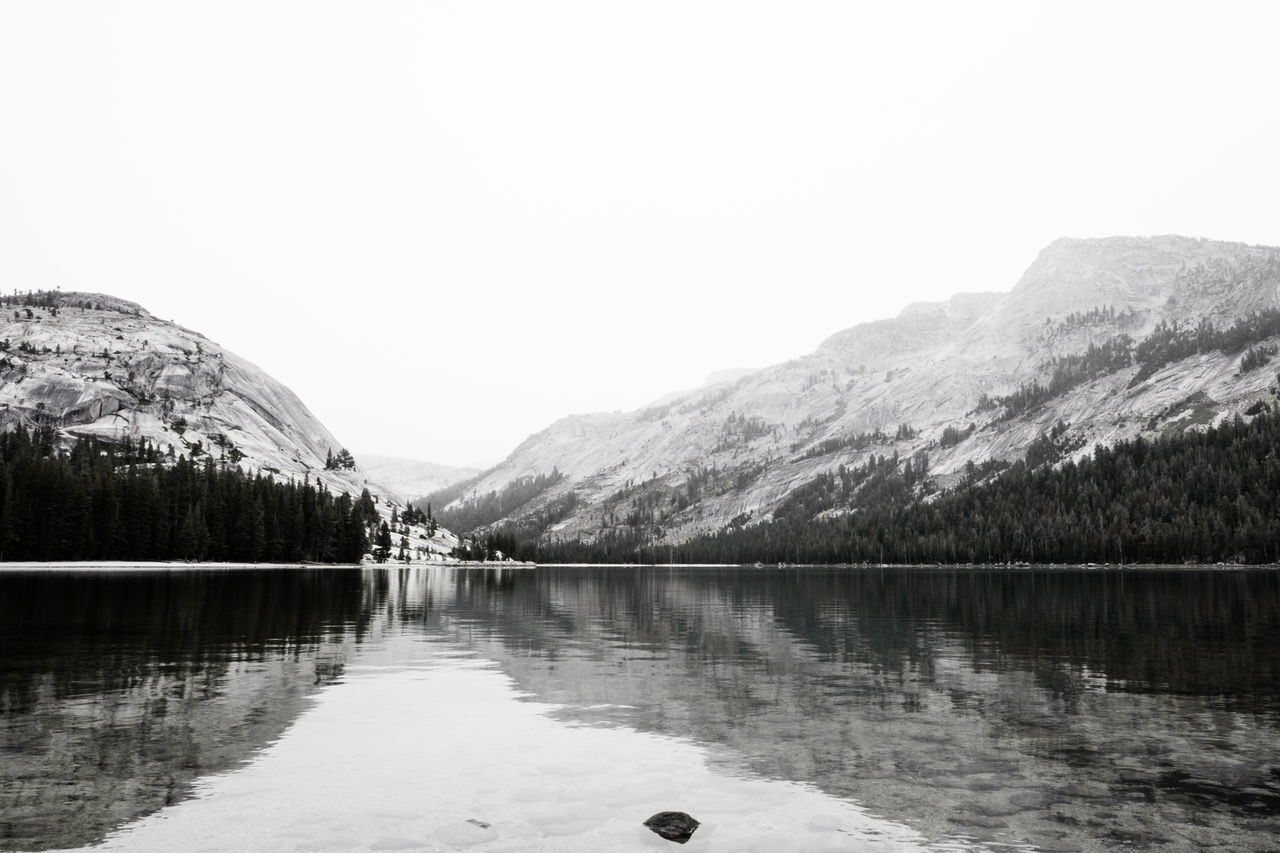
left=3, top=2, right=1279, bottom=468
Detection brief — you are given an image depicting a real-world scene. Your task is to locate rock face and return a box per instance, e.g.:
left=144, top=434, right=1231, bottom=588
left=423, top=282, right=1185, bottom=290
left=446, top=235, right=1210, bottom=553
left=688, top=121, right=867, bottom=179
left=644, top=811, right=700, bottom=844
left=440, top=236, right=1280, bottom=545
left=0, top=292, right=380, bottom=499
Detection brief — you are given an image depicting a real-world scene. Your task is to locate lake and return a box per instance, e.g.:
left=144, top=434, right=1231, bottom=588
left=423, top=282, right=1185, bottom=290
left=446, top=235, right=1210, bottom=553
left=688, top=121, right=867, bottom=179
left=1, top=565, right=1278, bottom=852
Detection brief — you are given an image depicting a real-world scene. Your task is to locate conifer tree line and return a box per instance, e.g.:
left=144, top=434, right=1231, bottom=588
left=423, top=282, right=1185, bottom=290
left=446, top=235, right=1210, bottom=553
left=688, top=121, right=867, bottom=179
left=534, top=402, right=1280, bottom=565
left=421, top=469, right=565, bottom=537
left=0, top=425, right=378, bottom=563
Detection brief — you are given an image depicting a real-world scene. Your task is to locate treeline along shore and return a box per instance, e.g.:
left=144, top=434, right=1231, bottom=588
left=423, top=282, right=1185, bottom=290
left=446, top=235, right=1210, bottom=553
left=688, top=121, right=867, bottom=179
left=0, top=426, right=375, bottom=563
left=531, top=400, right=1280, bottom=566
left=9, top=400, right=1280, bottom=568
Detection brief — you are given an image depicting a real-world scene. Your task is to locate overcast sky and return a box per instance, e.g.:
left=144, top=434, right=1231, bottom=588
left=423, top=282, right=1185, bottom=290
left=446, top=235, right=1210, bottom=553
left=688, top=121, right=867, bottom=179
left=3, top=2, right=1279, bottom=468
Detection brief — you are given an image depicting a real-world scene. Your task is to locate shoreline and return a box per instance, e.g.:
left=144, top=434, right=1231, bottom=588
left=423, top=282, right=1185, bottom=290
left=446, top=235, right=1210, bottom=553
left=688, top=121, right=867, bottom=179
left=1, top=560, right=1272, bottom=572
left=0, top=559, right=537, bottom=571
left=535, top=561, right=1279, bottom=570
left=0, top=560, right=364, bottom=571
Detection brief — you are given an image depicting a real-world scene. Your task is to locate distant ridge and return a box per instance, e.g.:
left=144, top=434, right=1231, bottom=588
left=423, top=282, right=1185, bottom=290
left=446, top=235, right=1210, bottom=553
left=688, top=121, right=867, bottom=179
left=357, top=454, right=480, bottom=503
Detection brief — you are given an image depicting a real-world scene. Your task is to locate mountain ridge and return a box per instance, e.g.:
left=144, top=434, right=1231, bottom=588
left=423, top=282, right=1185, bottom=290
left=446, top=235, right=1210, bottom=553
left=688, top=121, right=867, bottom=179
left=427, top=235, right=1280, bottom=553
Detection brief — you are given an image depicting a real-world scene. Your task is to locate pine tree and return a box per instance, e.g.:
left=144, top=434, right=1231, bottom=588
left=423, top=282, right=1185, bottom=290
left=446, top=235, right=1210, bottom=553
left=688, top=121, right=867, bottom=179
left=343, top=504, right=368, bottom=562
left=247, top=496, right=266, bottom=562
left=372, top=521, right=392, bottom=563
left=357, top=489, right=378, bottom=525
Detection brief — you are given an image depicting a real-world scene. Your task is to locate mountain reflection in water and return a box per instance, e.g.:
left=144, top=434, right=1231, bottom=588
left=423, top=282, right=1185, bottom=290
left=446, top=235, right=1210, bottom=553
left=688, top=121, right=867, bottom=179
left=1, top=565, right=1278, bottom=852
left=423, top=566, right=1280, bottom=851
left=0, top=568, right=373, bottom=851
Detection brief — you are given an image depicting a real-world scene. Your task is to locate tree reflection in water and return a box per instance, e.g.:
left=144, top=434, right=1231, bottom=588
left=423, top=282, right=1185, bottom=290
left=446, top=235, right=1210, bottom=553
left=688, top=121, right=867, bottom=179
left=427, top=566, right=1280, bottom=852
left=0, top=568, right=375, bottom=851
left=2, top=565, right=1277, bottom=852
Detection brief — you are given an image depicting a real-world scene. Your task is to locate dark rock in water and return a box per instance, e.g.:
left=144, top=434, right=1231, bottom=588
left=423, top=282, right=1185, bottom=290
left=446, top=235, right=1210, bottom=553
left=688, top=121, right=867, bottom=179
left=644, top=811, right=700, bottom=844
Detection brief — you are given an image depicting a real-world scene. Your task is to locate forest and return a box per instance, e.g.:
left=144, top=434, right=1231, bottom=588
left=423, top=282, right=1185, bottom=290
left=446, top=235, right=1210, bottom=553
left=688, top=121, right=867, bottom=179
left=534, top=400, right=1280, bottom=565
left=0, top=425, right=377, bottom=563
left=422, top=469, right=567, bottom=545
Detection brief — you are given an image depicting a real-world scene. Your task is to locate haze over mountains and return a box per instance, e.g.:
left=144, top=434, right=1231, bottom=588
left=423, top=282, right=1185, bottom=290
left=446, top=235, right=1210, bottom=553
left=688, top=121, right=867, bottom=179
left=357, top=455, right=479, bottom=504
left=428, top=235, right=1280, bottom=552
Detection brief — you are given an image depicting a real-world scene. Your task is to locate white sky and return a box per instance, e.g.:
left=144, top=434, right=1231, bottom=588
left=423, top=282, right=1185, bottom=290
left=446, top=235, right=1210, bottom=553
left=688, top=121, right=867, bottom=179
left=3, top=2, right=1279, bottom=468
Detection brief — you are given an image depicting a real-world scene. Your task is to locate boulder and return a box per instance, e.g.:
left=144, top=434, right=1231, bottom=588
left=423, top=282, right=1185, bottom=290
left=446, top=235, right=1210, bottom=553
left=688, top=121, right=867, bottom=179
left=643, top=811, right=700, bottom=844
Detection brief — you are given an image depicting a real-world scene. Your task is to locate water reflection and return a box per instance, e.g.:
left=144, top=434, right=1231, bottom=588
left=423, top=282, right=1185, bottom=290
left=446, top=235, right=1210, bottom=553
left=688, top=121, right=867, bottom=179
left=424, top=567, right=1280, bottom=852
left=2, top=566, right=1278, bottom=852
left=0, top=569, right=377, bottom=851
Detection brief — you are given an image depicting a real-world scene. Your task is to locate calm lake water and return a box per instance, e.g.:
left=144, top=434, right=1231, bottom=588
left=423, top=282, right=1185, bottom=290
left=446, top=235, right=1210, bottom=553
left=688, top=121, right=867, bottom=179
left=1, top=565, right=1278, bottom=852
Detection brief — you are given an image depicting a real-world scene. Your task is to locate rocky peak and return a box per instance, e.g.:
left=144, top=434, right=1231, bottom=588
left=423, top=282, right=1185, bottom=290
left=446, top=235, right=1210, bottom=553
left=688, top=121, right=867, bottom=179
left=1005, top=235, right=1280, bottom=327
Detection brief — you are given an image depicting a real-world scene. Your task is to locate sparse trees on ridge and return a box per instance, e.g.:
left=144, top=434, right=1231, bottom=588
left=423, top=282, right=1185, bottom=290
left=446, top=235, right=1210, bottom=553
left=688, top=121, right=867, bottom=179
left=325, top=447, right=356, bottom=471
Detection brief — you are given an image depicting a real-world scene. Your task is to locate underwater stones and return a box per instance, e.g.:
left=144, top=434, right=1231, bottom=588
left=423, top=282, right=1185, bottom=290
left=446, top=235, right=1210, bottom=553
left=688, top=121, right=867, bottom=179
left=947, top=813, right=1009, bottom=830
left=1061, top=781, right=1110, bottom=799
left=644, top=811, right=701, bottom=844
left=1026, top=838, right=1085, bottom=853
left=1009, top=791, right=1054, bottom=810
left=956, top=799, right=1024, bottom=818
left=433, top=819, right=498, bottom=847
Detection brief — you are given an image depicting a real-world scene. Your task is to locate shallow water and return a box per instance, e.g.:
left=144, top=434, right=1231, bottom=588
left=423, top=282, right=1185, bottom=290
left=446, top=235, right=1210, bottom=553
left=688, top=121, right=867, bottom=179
left=1, top=565, right=1278, bottom=851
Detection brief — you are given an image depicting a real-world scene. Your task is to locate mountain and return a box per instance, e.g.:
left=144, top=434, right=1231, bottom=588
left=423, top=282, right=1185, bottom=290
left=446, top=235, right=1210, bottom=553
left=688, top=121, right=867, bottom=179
left=0, top=292, right=379, bottom=496
left=429, top=236, right=1280, bottom=554
left=0, top=290, right=474, bottom=563
left=357, top=454, right=479, bottom=504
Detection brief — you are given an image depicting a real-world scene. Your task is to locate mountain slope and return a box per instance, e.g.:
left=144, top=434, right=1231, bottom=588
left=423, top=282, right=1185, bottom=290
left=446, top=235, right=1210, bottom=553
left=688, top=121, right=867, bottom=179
left=0, top=290, right=503, bottom=565
left=0, top=291, right=377, bottom=498
left=431, top=236, right=1280, bottom=551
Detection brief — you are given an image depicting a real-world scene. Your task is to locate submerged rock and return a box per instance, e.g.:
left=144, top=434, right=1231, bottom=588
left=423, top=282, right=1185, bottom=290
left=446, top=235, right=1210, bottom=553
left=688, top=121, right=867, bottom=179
left=644, top=811, right=700, bottom=844
left=434, top=819, right=498, bottom=846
